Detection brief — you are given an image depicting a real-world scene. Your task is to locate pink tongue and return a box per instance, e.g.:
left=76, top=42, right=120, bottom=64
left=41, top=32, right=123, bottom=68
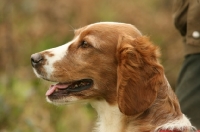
left=46, top=83, right=70, bottom=96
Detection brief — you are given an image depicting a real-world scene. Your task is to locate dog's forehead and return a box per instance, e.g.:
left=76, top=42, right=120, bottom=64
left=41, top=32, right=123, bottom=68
left=75, top=22, right=141, bottom=37
left=85, top=22, right=133, bottom=29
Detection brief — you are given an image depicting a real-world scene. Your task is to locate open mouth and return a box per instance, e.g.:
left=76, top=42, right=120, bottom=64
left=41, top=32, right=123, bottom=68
left=46, top=79, right=93, bottom=99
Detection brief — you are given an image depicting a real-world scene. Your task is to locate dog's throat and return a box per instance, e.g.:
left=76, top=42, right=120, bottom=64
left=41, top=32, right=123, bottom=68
left=46, top=79, right=93, bottom=96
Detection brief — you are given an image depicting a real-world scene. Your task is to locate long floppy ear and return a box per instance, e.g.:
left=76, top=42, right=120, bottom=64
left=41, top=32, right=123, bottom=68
left=116, top=35, right=164, bottom=116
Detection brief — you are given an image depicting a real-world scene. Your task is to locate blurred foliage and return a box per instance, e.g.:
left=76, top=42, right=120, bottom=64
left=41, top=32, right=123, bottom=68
left=0, top=0, right=184, bottom=131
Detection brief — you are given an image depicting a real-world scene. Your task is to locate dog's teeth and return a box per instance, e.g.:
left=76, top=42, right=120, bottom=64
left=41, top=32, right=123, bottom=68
left=55, top=88, right=58, bottom=92
left=75, top=84, right=78, bottom=88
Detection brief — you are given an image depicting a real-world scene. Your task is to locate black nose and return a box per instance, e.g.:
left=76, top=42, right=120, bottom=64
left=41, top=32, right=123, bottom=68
left=31, top=53, right=43, bottom=67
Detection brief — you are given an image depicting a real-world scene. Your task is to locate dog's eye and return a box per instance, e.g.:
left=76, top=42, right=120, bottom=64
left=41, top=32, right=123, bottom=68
left=80, top=41, right=90, bottom=48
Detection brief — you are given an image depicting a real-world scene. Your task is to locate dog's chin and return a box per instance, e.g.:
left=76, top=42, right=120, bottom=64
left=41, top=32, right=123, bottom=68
left=46, top=97, right=67, bottom=105
left=46, top=96, right=90, bottom=106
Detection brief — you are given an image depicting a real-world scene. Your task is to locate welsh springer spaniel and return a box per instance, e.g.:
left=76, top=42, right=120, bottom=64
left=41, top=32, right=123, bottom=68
left=31, top=22, right=196, bottom=132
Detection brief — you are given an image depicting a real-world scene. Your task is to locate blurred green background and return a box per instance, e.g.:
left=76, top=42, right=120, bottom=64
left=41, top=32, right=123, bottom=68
left=0, top=0, right=184, bottom=132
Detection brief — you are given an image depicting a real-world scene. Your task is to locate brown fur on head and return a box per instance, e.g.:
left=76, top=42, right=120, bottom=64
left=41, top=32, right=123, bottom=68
left=117, top=35, right=165, bottom=116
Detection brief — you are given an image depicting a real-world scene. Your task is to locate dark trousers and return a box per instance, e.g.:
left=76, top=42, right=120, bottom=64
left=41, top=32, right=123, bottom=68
left=176, top=54, right=200, bottom=129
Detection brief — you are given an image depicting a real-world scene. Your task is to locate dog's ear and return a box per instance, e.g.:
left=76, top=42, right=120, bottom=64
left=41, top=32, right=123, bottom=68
left=116, top=35, right=164, bottom=116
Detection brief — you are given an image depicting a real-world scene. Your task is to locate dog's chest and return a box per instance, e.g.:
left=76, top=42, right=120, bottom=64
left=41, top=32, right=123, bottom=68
left=91, top=101, right=124, bottom=132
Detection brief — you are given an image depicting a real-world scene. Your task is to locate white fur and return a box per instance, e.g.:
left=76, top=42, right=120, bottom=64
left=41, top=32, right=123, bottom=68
left=155, top=114, right=196, bottom=132
left=33, top=68, right=41, bottom=78
left=91, top=100, right=195, bottom=132
left=43, top=36, right=79, bottom=78
left=43, top=43, right=70, bottom=78
left=46, top=96, right=80, bottom=105
left=91, top=100, right=124, bottom=132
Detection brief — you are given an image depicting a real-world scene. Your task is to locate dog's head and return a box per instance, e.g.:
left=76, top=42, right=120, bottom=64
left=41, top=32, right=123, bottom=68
left=31, top=22, right=164, bottom=116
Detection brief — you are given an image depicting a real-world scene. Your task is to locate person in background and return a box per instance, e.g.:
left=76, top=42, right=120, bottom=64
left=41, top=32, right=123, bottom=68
left=173, top=0, right=200, bottom=129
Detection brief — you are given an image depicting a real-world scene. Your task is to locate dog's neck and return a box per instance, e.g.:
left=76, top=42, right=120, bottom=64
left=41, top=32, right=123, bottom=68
left=91, top=100, right=125, bottom=132
left=89, top=84, right=194, bottom=132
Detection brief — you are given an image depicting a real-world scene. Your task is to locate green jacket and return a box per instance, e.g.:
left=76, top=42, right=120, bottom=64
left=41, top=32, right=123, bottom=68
left=173, top=0, right=200, bottom=55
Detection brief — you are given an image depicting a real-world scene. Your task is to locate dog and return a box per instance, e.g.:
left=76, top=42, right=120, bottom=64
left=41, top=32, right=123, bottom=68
left=31, top=22, right=196, bottom=132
